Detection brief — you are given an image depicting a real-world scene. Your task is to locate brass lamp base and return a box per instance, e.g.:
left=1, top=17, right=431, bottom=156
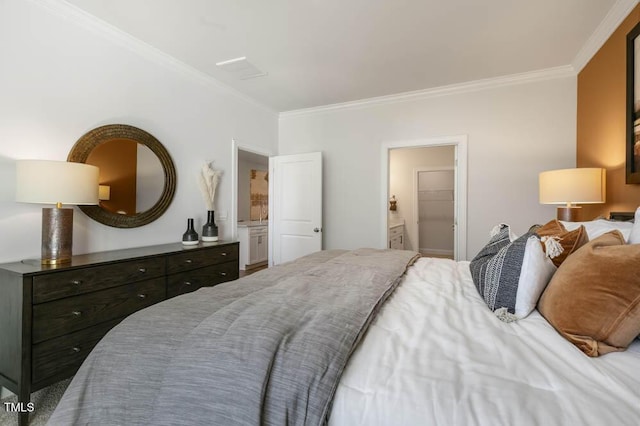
left=557, top=206, right=581, bottom=222
left=42, top=207, right=73, bottom=264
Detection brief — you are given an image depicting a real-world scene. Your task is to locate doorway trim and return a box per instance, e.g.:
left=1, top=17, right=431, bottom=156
left=413, top=166, right=455, bottom=258
left=230, top=139, right=274, bottom=242
left=381, top=135, right=468, bottom=260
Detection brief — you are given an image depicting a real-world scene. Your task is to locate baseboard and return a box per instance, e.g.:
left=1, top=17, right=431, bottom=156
left=246, top=260, right=267, bottom=270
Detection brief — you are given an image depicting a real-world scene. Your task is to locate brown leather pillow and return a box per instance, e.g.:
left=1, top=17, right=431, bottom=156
left=538, top=230, right=640, bottom=357
left=535, top=219, right=588, bottom=267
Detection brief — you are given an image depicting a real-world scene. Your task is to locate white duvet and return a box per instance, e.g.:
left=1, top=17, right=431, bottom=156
left=330, top=257, right=640, bottom=426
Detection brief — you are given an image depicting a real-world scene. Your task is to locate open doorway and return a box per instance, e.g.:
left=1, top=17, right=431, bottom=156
left=381, top=136, right=467, bottom=260
left=231, top=141, right=272, bottom=273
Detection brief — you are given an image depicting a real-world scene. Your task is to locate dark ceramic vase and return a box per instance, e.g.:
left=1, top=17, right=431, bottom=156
left=182, top=218, right=199, bottom=245
left=201, top=210, right=219, bottom=242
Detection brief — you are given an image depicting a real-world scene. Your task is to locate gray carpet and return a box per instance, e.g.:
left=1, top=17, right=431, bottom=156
left=0, top=379, right=70, bottom=426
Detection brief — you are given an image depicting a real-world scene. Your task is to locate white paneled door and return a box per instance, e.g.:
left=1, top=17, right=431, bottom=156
left=269, top=152, right=322, bottom=265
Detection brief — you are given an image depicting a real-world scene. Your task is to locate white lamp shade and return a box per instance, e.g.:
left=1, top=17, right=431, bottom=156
left=16, top=160, right=100, bottom=205
left=539, top=168, right=606, bottom=205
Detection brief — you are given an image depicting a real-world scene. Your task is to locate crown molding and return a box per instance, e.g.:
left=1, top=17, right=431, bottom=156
left=29, top=0, right=277, bottom=116
left=279, top=66, right=576, bottom=119
left=572, top=0, right=639, bottom=72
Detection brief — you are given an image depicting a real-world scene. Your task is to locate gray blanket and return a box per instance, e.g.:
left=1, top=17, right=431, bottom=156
left=47, top=248, right=419, bottom=426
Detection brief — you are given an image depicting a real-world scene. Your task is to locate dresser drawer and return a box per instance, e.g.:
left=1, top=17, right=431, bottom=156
left=167, top=244, right=239, bottom=274
left=389, top=225, right=403, bottom=239
left=33, top=257, right=165, bottom=304
left=31, top=318, right=122, bottom=385
left=167, top=261, right=239, bottom=298
left=32, top=277, right=166, bottom=343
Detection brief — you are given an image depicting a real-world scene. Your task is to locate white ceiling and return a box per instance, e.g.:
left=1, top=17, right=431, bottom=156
left=64, top=0, right=622, bottom=112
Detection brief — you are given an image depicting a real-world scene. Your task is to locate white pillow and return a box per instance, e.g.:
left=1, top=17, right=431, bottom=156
left=515, top=236, right=557, bottom=317
left=561, top=219, right=633, bottom=242
left=628, top=207, right=640, bottom=244
left=470, top=225, right=556, bottom=321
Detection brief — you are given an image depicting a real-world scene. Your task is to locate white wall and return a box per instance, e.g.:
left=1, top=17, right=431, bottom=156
left=0, top=0, right=278, bottom=263
left=389, top=146, right=455, bottom=252
left=279, top=75, right=577, bottom=259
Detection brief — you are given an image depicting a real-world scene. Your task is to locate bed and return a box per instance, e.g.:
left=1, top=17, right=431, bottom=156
left=48, top=220, right=640, bottom=426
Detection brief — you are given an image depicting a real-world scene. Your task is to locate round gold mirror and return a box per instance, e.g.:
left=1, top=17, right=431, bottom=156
left=67, top=124, right=176, bottom=228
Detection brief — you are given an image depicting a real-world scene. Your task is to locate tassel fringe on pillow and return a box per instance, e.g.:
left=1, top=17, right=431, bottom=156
left=541, top=236, right=564, bottom=259
left=494, top=307, right=519, bottom=323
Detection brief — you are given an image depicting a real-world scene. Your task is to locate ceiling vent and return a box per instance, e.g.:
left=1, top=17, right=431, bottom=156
left=215, top=57, right=267, bottom=80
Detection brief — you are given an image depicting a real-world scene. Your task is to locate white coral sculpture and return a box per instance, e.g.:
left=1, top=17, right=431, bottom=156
left=198, top=162, right=222, bottom=210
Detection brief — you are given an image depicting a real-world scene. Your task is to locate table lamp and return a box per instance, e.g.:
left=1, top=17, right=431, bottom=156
left=16, top=160, right=99, bottom=264
left=539, top=168, right=606, bottom=222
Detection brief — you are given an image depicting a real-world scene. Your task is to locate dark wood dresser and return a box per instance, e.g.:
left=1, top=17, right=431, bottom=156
left=0, top=241, right=239, bottom=425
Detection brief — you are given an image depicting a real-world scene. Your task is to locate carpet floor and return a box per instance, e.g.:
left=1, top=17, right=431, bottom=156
left=0, top=379, right=69, bottom=426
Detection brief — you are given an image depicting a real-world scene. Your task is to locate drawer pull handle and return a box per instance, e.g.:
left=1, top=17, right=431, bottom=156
left=185, top=259, right=193, bottom=264
left=220, top=272, right=227, bottom=276
left=137, top=294, right=147, bottom=299
left=184, top=281, right=192, bottom=286
left=71, top=311, right=82, bottom=317
left=72, top=347, right=81, bottom=353
left=138, top=267, right=147, bottom=273
left=221, top=252, right=227, bottom=256
left=71, top=280, right=82, bottom=286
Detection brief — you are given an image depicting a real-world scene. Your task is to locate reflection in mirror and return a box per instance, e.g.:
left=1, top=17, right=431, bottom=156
left=634, top=34, right=640, bottom=174
left=68, top=124, right=176, bottom=228
left=86, top=140, right=163, bottom=215
left=627, top=21, right=640, bottom=183
left=250, top=169, right=269, bottom=221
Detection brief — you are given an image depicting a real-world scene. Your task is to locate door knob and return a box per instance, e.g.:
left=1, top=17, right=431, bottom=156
left=313, top=227, right=321, bottom=233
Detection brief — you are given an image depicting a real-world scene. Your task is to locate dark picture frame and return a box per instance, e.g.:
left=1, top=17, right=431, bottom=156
left=626, top=21, right=640, bottom=183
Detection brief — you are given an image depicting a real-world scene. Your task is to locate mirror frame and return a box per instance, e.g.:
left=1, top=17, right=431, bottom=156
left=67, top=124, right=177, bottom=228
left=626, top=21, right=640, bottom=183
